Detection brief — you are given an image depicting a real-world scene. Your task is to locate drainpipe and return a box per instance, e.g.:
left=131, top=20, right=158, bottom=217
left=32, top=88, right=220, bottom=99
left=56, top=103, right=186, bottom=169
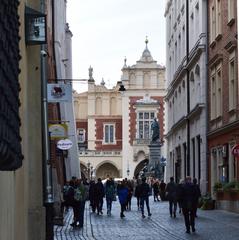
left=186, top=0, right=190, bottom=176
left=40, top=0, right=54, bottom=239
left=205, top=1, right=209, bottom=192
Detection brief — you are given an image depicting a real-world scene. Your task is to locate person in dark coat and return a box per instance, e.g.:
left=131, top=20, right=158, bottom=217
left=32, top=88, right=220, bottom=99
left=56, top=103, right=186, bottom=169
left=159, top=180, right=166, bottom=201
left=105, top=178, right=116, bottom=216
left=177, top=179, right=184, bottom=214
left=152, top=179, right=160, bottom=202
left=126, top=180, right=134, bottom=211
left=117, top=180, right=128, bottom=218
left=89, top=180, right=96, bottom=213
left=134, top=180, right=141, bottom=210
left=166, top=177, right=178, bottom=218
left=139, top=177, right=152, bottom=218
left=193, top=178, right=201, bottom=218
left=95, top=178, right=105, bottom=215
left=180, top=176, right=198, bottom=234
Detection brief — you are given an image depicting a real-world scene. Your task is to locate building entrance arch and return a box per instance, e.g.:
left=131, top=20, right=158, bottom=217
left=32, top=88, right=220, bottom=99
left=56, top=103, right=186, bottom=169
left=134, top=159, right=149, bottom=178
left=96, top=162, right=120, bottom=179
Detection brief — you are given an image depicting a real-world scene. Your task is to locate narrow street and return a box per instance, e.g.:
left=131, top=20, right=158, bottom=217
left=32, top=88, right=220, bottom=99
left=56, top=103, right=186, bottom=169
left=54, top=197, right=239, bottom=240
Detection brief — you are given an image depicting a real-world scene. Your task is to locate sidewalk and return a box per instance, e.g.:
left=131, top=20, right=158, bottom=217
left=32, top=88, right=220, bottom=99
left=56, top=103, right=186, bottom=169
left=54, top=197, right=239, bottom=240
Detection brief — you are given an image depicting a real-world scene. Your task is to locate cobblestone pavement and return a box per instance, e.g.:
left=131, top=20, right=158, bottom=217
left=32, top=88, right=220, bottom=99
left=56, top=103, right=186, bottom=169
left=54, top=197, right=239, bottom=240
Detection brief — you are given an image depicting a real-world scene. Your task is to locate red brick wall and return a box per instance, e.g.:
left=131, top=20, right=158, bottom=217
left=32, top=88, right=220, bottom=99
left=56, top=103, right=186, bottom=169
left=208, top=0, right=238, bottom=129
left=129, top=96, right=165, bottom=145
left=95, top=118, right=122, bottom=150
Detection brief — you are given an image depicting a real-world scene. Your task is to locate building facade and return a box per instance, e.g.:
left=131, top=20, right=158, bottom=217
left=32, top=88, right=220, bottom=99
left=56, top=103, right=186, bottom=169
left=165, top=0, right=208, bottom=193
left=208, top=0, right=238, bottom=212
left=74, top=42, right=166, bottom=179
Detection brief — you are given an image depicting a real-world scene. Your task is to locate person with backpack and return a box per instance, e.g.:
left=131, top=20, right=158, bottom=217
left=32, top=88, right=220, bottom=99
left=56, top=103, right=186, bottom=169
left=70, top=178, right=87, bottom=228
left=105, top=178, right=116, bottom=216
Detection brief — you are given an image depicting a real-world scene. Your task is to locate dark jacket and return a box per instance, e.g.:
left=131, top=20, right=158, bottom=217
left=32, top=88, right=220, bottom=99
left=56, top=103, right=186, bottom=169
left=134, top=184, right=141, bottom=198
left=95, top=182, right=105, bottom=199
left=138, top=182, right=150, bottom=198
left=166, top=182, right=178, bottom=201
left=117, top=185, right=128, bottom=204
left=180, top=183, right=198, bottom=210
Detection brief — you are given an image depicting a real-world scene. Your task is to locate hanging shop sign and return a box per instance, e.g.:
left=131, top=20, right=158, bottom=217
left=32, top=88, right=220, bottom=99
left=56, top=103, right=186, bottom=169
left=47, top=83, right=72, bottom=102
left=49, top=124, right=68, bottom=139
left=232, top=144, right=239, bottom=158
left=57, top=139, right=73, bottom=150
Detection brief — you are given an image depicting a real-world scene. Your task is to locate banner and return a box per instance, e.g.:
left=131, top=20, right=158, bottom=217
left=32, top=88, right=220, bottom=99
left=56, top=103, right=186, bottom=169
left=47, top=83, right=72, bottom=102
left=49, top=124, right=68, bottom=139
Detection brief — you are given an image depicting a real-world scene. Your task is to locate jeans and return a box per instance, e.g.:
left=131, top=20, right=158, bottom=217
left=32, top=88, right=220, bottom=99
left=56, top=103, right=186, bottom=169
left=182, top=208, right=195, bottom=231
left=106, top=197, right=113, bottom=213
left=169, top=200, right=177, bottom=216
left=140, top=196, right=150, bottom=215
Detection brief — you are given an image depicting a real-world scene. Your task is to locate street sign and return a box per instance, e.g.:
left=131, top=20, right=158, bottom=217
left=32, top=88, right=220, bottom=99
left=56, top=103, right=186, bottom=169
left=57, top=139, right=73, bottom=150
left=49, top=124, right=68, bottom=139
left=232, top=144, right=239, bottom=158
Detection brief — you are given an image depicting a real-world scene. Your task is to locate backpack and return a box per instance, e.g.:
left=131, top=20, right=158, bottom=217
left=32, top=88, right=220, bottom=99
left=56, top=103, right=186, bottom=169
left=74, top=185, right=86, bottom=201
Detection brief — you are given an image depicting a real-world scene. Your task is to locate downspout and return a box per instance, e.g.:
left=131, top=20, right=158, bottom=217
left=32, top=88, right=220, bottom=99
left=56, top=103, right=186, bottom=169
left=205, top=1, right=209, bottom=192
left=186, top=0, right=190, bottom=176
left=40, top=0, right=54, bottom=239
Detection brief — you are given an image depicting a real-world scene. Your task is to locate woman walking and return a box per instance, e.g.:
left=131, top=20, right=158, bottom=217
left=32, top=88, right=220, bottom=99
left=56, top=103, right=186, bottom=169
left=117, top=180, right=128, bottom=218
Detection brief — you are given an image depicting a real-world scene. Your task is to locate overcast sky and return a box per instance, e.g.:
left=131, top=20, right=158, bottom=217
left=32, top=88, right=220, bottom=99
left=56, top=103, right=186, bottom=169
left=67, top=0, right=166, bottom=93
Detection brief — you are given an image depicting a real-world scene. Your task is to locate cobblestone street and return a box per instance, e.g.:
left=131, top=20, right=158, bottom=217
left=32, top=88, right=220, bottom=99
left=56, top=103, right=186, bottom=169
left=54, top=197, right=239, bottom=240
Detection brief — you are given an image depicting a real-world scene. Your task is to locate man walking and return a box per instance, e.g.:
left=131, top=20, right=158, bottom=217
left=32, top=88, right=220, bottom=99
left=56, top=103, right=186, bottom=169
left=180, top=176, right=198, bottom=234
left=166, top=177, right=178, bottom=218
left=139, top=177, right=151, bottom=218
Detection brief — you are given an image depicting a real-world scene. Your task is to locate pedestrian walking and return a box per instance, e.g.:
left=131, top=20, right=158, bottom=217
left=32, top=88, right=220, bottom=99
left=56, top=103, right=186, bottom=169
left=95, top=178, right=105, bottom=215
left=105, top=178, right=116, bottom=216
left=89, top=180, right=97, bottom=213
left=117, top=180, right=128, bottom=218
left=159, top=180, right=166, bottom=201
left=71, top=178, right=87, bottom=228
left=177, top=179, right=184, bottom=214
left=126, top=180, right=133, bottom=210
left=166, top=177, right=178, bottom=218
left=193, top=178, right=201, bottom=218
left=134, top=180, right=141, bottom=210
left=152, top=179, right=160, bottom=202
left=180, top=176, right=198, bottom=234
left=139, top=177, right=152, bottom=218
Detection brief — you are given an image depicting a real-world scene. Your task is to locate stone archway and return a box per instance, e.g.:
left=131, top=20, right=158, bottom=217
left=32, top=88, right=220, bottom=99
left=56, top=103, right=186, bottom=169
left=134, top=159, right=149, bottom=178
left=96, top=162, right=120, bottom=179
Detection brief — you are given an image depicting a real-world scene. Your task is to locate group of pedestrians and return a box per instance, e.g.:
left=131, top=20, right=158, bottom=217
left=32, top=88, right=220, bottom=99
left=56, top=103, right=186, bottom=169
left=165, top=176, right=201, bottom=234
left=62, top=177, right=88, bottom=228
left=62, top=175, right=201, bottom=234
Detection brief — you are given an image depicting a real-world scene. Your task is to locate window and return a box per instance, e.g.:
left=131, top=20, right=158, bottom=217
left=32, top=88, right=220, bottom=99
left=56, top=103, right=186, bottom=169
left=228, top=0, right=235, bottom=23
left=137, top=111, right=155, bottom=139
left=104, top=124, right=115, bottom=144
left=229, top=51, right=237, bottom=111
left=216, top=0, right=222, bottom=37
left=210, top=4, right=216, bottom=42
left=77, top=129, right=85, bottom=143
left=210, top=71, right=216, bottom=120
left=216, top=65, right=222, bottom=117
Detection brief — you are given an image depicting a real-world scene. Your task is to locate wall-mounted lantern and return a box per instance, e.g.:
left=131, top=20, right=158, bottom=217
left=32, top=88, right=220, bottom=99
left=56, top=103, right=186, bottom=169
left=25, top=6, right=47, bottom=45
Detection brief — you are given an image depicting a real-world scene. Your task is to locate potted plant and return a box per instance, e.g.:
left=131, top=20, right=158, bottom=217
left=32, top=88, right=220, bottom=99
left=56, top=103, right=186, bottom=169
left=200, top=194, right=215, bottom=210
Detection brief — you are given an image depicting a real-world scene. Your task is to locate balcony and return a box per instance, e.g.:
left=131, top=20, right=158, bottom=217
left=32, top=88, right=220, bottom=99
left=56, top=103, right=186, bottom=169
left=79, top=150, right=122, bottom=157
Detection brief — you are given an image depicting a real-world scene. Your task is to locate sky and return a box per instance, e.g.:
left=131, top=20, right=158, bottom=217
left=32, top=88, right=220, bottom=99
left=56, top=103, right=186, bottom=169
left=67, top=0, right=166, bottom=93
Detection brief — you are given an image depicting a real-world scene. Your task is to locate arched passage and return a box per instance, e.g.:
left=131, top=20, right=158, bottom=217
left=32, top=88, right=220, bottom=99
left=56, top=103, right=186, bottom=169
left=96, top=162, right=120, bottom=179
left=134, top=159, right=149, bottom=178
